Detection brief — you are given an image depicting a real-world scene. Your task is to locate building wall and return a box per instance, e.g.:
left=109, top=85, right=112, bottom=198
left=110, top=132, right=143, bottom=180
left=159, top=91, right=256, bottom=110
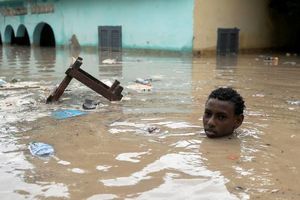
left=0, top=0, right=194, bottom=51
left=193, top=0, right=275, bottom=53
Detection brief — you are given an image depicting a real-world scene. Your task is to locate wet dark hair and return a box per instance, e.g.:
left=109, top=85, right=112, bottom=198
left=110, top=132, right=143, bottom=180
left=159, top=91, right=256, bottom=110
left=207, top=87, right=245, bottom=115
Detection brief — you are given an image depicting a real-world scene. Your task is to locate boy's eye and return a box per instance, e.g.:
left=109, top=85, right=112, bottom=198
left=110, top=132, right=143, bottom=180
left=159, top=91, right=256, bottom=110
left=204, top=111, right=212, bottom=118
left=217, top=115, right=227, bottom=121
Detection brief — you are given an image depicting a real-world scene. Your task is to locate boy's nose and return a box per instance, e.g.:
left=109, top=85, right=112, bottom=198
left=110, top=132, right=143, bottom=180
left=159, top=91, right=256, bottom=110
left=207, top=117, right=215, bottom=127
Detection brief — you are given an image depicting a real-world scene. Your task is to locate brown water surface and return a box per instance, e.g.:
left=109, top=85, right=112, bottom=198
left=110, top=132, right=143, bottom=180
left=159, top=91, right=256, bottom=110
left=0, top=46, right=299, bottom=199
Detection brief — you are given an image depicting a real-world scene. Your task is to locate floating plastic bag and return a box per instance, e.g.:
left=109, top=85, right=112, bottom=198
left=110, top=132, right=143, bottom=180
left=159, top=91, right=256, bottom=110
left=0, top=79, right=7, bottom=86
left=135, top=78, right=152, bottom=86
left=51, top=109, right=86, bottom=120
left=29, top=142, right=54, bottom=157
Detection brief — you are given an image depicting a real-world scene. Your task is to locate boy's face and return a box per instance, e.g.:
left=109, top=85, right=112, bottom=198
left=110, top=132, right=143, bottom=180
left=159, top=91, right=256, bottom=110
left=203, top=98, right=243, bottom=138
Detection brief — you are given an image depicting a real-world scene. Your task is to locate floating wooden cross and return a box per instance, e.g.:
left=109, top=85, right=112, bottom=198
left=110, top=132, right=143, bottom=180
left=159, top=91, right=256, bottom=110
left=46, top=57, right=123, bottom=103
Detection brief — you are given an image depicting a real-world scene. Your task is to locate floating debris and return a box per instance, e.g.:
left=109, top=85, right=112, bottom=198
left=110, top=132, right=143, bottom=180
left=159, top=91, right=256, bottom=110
left=29, top=142, right=54, bottom=157
left=57, top=160, right=71, bottom=166
left=287, top=100, right=300, bottom=106
left=0, top=79, right=7, bottom=86
left=145, top=126, right=160, bottom=134
left=235, top=186, right=245, bottom=191
left=102, top=59, right=117, bottom=64
left=82, top=99, right=100, bottom=110
left=69, top=168, right=86, bottom=174
left=135, top=78, right=152, bottom=86
left=51, top=109, right=87, bottom=120
left=253, top=93, right=265, bottom=98
left=11, top=78, right=19, bottom=83
left=263, top=56, right=278, bottom=65
left=47, top=57, right=123, bottom=103
left=271, top=189, right=280, bottom=193
left=126, top=84, right=152, bottom=92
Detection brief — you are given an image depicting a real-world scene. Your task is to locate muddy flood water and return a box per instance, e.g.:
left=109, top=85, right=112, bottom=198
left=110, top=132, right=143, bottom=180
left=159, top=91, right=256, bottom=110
left=0, top=46, right=299, bottom=200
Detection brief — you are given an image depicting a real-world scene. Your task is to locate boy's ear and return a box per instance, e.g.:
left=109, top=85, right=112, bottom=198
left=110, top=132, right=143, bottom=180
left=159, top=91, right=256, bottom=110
left=234, top=114, right=244, bottom=129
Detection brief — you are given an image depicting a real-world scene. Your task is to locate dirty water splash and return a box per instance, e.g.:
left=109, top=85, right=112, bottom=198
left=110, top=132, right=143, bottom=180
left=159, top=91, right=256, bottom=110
left=0, top=47, right=300, bottom=199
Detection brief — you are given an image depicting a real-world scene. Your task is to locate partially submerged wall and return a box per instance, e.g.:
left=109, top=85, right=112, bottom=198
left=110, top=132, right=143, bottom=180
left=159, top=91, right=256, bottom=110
left=193, top=0, right=275, bottom=54
left=0, top=0, right=194, bottom=51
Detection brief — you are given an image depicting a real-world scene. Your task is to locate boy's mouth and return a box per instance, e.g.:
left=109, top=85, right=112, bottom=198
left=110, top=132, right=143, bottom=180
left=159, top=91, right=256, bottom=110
left=204, top=129, right=218, bottom=137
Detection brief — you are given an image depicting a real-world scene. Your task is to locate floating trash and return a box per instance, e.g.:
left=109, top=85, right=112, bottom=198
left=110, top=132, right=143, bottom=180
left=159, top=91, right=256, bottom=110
left=10, top=78, right=19, bottom=83
left=82, top=99, right=100, bottom=110
left=70, top=168, right=86, bottom=174
left=57, top=160, right=71, bottom=166
left=263, top=56, right=278, bottom=65
left=51, top=109, right=87, bottom=120
left=253, top=93, right=265, bottom=97
left=126, top=84, right=152, bottom=92
left=102, top=59, right=116, bottom=64
left=145, top=126, right=160, bottom=134
left=29, top=142, right=54, bottom=157
left=287, top=100, right=300, bottom=106
left=96, top=165, right=112, bottom=172
left=0, top=79, right=7, bottom=86
left=135, top=78, right=152, bottom=86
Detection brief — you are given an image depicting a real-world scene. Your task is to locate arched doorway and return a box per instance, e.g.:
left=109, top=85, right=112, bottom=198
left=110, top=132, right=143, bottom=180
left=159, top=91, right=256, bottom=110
left=16, top=24, right=30, bottom=46
left=4, top=25, right=16, bottom=45
left=33, top=22, right=55, bottom=47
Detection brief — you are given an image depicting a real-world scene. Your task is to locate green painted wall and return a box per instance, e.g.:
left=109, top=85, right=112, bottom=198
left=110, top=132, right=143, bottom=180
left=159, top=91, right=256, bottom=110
left=0, top=0, right=194, bottom=51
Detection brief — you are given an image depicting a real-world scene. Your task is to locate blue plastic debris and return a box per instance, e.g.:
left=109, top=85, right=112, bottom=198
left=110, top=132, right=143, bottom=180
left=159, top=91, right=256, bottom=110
left=135, top=78, right=152, bottom=85
left=29, top=142, right=54, bottom=157
left=0, top=79, right=7, bottom=86
left=51, top=109, right=86, bottom=120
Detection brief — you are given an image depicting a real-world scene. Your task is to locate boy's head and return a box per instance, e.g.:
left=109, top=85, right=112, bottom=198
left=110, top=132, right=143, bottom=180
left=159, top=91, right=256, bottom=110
left=203, top=87, right=245, bottom=138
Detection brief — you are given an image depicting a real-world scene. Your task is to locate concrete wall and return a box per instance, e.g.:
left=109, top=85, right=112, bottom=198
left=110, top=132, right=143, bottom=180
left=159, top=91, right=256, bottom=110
left=193, top=0, right=275, bottom=53
left=0, top=0, right=277, bottom=53
left=0, top=0, right=194, bottom=51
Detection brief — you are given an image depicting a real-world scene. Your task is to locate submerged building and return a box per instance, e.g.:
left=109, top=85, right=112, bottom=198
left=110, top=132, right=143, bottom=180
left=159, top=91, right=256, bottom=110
left=0, top=0, right=274, bottom=54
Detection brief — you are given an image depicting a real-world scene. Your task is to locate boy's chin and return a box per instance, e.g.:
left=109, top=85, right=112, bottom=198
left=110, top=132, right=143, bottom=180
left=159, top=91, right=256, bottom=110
left=205, top=131, right=231, bottom=138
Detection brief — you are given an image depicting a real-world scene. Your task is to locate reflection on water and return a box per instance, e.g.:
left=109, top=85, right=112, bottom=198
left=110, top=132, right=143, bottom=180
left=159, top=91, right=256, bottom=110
left=0, top=46, right=2, bottom=65
left=0, top=47, right=300, bottom=199
left=33, top=47, right=56, bottom=73
left=216, top=55, right=238, bottom=69
left=99, top=51, right=122, bottom=63
left=99, top=51, right=123, bottom=78
left=5, top=46, right=18, bottom=66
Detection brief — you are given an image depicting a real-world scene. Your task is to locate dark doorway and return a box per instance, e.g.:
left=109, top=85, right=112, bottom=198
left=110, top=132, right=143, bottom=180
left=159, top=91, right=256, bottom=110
left=10, top=31, right=16, bottom=45
left=217, top=28, right=239, bottom=55
left=4, top=25, right=16, bottom=45
left=40, top=24, right=55, bottom=47
left=98, top=26, right=122, bottom=52
left=16, top=27, right=30, bottom=46
left=0, top=33, right=2, bottom=45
